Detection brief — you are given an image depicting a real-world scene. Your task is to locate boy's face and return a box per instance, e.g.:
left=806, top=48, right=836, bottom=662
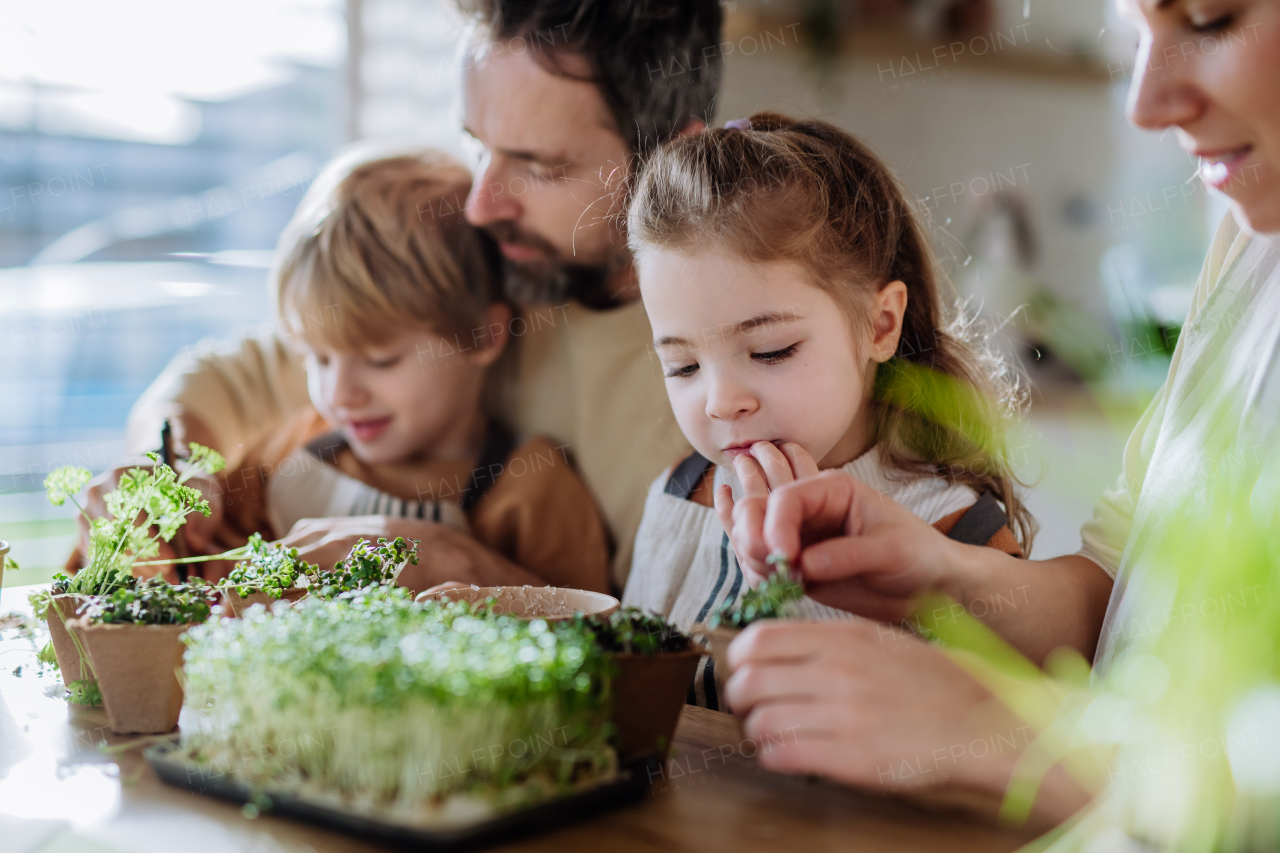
left=639, top=246, right=905, bottom=471
left=299, top=327, right=492, bottom=466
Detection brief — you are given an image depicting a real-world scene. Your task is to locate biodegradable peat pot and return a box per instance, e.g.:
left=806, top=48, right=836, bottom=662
left=68, top=619, right=191, bottom=734
left=223, top=587, right=307, bottom=618
left=610, top=645, right=702, bottom=761
left=46, top=596, right=95, bottom=694
left=417, top=585, right=619, bottom=622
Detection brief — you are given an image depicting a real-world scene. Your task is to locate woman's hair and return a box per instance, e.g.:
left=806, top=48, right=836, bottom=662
left=627, top=111, right=1035, bottom=551
left=273, top=147, right=503, bottom=350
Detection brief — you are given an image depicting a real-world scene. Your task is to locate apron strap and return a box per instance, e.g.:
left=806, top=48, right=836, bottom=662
left=944, top=491, right=1009, bottom=547
left=664, top=450, right=713, bottom=499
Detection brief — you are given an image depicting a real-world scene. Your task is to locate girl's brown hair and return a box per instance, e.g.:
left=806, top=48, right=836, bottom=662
left=274, top=147, right=503, bottom=350
left=627, top=111, right=1034, bottom=551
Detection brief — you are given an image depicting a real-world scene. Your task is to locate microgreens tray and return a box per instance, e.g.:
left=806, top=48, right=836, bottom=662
left=146, top=741, right=654, bottom=848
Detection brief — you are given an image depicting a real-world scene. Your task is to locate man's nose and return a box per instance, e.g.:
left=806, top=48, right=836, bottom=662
left=465, top=160, right=522, bottom=227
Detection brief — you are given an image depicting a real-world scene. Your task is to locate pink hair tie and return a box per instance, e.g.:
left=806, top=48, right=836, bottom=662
left=723, top=118, right=753, bottom=132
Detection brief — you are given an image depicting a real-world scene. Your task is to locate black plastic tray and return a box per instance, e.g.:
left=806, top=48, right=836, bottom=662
left=146, top=743, right=654, bottom=849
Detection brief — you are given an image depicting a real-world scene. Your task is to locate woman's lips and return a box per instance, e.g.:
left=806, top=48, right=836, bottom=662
left=347, top=417, right=392, bottom=443
left=1198, top=146, right=1254, bottom=191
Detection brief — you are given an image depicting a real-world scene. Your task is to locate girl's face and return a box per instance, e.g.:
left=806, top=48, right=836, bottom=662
left=639, top=246, right=907, bottom=471
left=1123, top=0, right=1280, bottom=233
left=297, top=311, right=506, bottom=466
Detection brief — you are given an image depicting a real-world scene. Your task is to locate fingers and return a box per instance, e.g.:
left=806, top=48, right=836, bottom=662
left=728, top=620, right=860, bottom=670
left=747, top=441, right=795, bottom=489
left=778, top=442, right=820, bottom=480
left=796, top=535, right=900, bottom=584
left=732, top=453, right=770, bottom=500
left=713, top=484, right=735, bottom=538
left=761, top=471, right=861, bottom=561
left=728, top=494, right=771, bottom=578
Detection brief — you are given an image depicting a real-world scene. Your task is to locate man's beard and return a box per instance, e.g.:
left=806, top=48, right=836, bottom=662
left=488, top=221, right=624, bottom=310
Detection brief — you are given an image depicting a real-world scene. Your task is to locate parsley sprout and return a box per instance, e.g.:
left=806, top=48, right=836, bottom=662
left=45, top=444, right=225, bottom=597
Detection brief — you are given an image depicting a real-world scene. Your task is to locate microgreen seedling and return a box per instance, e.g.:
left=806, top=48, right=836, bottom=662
left=305, top=537, right=418, bottom=598
left=81, top=577, right=220, bottom=626
left=708, top=552, right=805, bottom=629
left=221, top=534, right=316, bottom=599
left=578, top=609, right=689, bottom=656
left=180, top=588, right=615, bottom=811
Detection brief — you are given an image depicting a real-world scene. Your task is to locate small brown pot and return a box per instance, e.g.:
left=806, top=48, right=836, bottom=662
left=68, top=619, right=191, bottom=734
left=416, top=585, right=619, bottom=622
left=222, top=587, right=307, bottom=618
left=46, top=596, right=95, bottom=696
left=610, top=646, right=702, bottom=761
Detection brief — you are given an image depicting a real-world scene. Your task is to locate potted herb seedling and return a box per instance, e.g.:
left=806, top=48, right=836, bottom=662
left=580, top=609, right=700, bottom=762
left=27, top=446, right=224, bottom=704
left=69, top=577, right=219, bottom=734
left=698, top=553, right=806, bottom=670
left=218, top=533, right=315, bottom=617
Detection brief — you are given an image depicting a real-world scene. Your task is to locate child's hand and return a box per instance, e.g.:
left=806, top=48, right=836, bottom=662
left=714, top=441, right=819, bottom=585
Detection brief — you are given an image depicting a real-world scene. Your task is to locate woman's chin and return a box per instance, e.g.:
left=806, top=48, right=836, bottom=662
left=1227, top=191, right=1280, bottom=236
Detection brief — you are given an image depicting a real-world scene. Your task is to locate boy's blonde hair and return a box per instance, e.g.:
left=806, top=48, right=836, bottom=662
left=627, top=112, right=1034, bottom=552
left=274, top=147, right=502, bottom=349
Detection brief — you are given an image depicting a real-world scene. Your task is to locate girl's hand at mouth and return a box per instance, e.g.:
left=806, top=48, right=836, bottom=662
left=715, top=440, right=818, bottom=584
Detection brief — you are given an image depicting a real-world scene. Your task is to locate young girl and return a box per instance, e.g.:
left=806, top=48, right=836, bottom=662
left=208, top=148, right=610, bottom=592
left=621, top=112, right=1033, bottom=708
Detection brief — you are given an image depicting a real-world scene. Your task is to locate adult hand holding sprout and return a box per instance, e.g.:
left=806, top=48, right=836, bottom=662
left=721, top=469, right=1111, bottom=664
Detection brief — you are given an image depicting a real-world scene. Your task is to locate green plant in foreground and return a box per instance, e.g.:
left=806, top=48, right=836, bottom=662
left=39, top=446, right=226, bottom=599
left=67, top=679, right=103, bottom=706
left=305, top=536, right=417, bottom=598
left=180, top=588, right=615, bottom=812
left=221, top=534, right=315, bottom=599
left=82, top=577, right=220, bottom=626
left=709, top=553, right=805, bottom=629
left=580, top=608, right=689, bottom=655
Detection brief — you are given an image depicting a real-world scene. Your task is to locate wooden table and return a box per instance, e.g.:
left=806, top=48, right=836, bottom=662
left=0, top=597, right=1033, bottom=853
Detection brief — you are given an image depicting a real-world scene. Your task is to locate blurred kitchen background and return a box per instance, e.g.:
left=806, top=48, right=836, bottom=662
left=0, top=0, right=1220, bottom=594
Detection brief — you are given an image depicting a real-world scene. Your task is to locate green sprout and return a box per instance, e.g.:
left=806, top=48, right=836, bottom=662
left=708, top=553, right=805, bottom=629
left=3, top=554, right=17, bottom=572
left=305, top=536, right=417, bottom=598
left=180, top=588, right=615, bottom=812
left=81, top=577, right=220, bottom=626
left=41, top=445, right=226, bottom=599
left=578, top=608, right=689, bottom=656
left=221, top=534, right=315, bottom=599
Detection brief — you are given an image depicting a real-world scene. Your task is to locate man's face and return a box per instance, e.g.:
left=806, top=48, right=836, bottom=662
left=462, top=37, right=632, bottom=304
